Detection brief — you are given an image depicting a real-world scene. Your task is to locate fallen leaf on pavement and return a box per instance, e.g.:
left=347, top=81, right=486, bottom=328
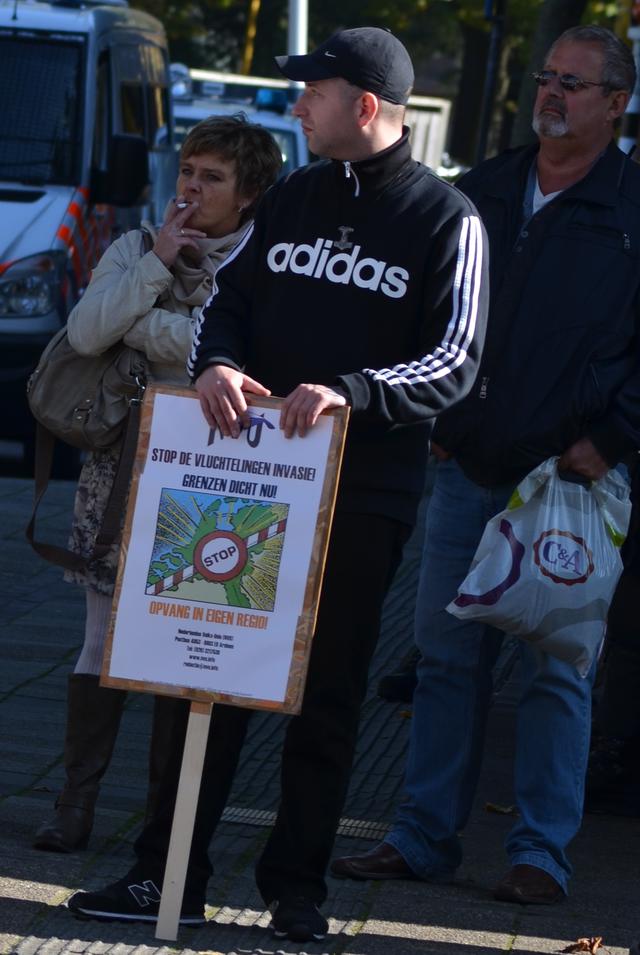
left=559, top=937, right=603, bottom=954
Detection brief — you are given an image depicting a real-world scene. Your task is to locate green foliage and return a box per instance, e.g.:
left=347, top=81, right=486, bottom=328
left=587, top=1, right=623, bottom=23
left=132, top=0, right=633, bottom=149
left=131, top=0, right=632, bottom=75
left=131, top=0, right=247, bottom=68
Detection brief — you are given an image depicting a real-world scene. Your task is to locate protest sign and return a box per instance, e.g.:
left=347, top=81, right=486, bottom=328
left=101, top=384, right=348, bottom=939
left=102, top=384, right=348, bottom=714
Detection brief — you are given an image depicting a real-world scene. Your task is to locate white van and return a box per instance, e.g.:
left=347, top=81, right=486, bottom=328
left=0, top=0, right=176, bottom=454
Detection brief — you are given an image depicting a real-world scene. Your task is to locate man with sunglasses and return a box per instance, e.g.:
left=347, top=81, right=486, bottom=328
left=333, top=25, right=640, bottom=905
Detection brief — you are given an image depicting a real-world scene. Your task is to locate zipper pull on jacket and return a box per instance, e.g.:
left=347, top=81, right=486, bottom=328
left=343, top=161, right=361, bottom=197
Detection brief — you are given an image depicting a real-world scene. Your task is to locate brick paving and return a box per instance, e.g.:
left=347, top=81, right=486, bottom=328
left=1, top=476, right=638, bottom=955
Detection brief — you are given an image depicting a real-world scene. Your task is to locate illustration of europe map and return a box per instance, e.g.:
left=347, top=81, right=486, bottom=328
left=145, top=489, right=289, bottom=612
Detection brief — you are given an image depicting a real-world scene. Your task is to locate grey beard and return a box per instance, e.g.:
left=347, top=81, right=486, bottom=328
left=532, top=112, right=569, bottom=138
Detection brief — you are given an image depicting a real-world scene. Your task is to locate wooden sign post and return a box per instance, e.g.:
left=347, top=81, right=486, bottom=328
left=101, top=385, right=348, bottom=940
left=156, top=701, right=212, bottom=941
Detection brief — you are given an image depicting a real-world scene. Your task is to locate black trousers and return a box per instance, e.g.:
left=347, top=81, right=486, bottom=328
left=597, top=571, right=640, bottom=738
left=133, top=510, right=408, bottom=905
left=597, top=463, right=640, bottom=739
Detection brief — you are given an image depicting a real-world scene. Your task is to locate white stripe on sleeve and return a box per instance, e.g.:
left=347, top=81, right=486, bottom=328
left=362, top=215, right=483, bottom=387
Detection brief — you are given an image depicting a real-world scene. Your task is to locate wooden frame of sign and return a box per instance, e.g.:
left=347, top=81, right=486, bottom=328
left=102, top=384, right=349, bottom=714
left=100, top=384, right=348, bottom=940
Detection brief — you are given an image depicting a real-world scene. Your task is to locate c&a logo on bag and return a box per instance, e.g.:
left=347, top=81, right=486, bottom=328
left=533, top=529, right=594, bottom=585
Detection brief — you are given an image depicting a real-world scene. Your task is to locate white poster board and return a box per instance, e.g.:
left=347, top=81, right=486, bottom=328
left=102, top=385, right=348, bottom=714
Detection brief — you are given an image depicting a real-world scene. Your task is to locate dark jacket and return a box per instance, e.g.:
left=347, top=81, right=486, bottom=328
left=434, top=140, right=640, bottom=488
left=189, top=131, right=488, bottom=523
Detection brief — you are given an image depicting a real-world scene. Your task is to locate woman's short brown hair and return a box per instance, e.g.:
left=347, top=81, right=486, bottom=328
left=180, top=113, right=283, bottom=220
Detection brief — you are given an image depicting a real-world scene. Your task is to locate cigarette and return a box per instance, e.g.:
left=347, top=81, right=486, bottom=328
left=176, top=201, right=189, bottom=209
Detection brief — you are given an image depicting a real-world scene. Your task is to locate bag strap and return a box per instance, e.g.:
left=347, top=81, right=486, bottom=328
left=26, top=408, right=141, bottom=571
left=26, top=423, right=87, bottom=570
left=92, top=393, right=141, bottom=558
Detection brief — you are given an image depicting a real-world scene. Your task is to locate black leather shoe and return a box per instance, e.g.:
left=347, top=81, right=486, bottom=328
left=493, top=864, right=564, bottom=905
left=330, top=842, right=416, bottom=880
left=377, top=648, right=419, bottom=703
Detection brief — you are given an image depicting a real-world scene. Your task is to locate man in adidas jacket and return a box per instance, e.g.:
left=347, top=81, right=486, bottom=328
left=67, top=27, right=488, bottom=943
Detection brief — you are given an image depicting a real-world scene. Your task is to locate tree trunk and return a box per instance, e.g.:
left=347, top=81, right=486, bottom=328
left=487, top=37, right=517, bottom=157
left=510, top=0, right=589, bottom=147
left=448, top=24, right=490, bottom=167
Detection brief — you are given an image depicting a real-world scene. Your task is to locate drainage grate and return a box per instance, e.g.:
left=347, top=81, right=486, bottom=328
left=221, top=807, right=275, bottom=828
left=221, top=806, right=390, bottom=841
left=336, top=817, right=390, bottom=840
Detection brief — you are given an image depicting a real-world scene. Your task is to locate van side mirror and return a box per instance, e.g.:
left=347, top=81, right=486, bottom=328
left=91, top=134, right=149, bottom=207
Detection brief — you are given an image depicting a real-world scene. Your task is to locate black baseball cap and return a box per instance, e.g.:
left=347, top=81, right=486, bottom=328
left=275, top=27, right=414, bottom=106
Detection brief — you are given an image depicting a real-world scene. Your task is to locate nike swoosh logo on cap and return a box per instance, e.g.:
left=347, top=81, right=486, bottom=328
left=324, top=52, right=337, bottom=57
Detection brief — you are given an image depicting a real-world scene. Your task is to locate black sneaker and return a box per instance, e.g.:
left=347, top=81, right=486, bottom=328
left=66, top=875, right=206, bottom=925
left=270, top=895, right=328, bottom=942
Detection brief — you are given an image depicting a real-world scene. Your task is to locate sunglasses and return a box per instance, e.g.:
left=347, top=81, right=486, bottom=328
left=532, top=70, right=608, bottom=92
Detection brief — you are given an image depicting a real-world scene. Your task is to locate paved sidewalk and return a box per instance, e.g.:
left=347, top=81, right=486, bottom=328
left=0, top=476, right=638, bottom=955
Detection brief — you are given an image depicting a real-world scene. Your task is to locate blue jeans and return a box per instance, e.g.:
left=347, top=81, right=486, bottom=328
left=386, top=459, right=594, bottom=893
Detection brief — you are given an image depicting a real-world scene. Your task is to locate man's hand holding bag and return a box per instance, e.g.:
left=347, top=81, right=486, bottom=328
left=447, top=457, right=631, bottom=676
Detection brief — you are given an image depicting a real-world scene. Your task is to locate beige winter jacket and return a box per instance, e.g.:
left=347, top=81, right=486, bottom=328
left=68, top=229, right=202, bottom=384
left=65, top=223, right=248, bottom=594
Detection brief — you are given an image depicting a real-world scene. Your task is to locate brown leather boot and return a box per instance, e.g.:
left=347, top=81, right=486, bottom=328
left=33, top=673, right=126, bottom=852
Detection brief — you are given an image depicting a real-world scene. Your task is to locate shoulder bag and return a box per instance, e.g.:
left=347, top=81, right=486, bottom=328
left=25, top=231, right=153, bottom=569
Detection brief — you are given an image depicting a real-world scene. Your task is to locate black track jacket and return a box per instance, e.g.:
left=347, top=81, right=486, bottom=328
left=189, top=131, right=488, bottom=523
left=434, top=140, right=640, bottom=488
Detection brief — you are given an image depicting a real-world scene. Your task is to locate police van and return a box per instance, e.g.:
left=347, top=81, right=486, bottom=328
left=0, top=0, right=176, bottom=456
left=171, top=65, right=309, bottom=177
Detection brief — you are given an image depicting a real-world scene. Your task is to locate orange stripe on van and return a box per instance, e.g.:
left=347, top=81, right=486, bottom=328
left=56, top=224, right=84, bottom=287
left=68, top=202, right=90, bottom=259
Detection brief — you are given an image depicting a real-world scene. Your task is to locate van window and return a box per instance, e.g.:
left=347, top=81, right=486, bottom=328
left=114, top=43, right=171, bottom=148
left=121, top=83, right=146, bottom=138
left=93, top=55, right=110, bottom=170
left=269, top=130, right=298, bottom=176
left=144, top=47, right=171, bottom=147
left=141, top=44, right=169, bottom=86
left=0, top=32, right=84, bottom=185
left=114, top=44, right=145, bottom=139
left=147, top=84, right=170, bottom=146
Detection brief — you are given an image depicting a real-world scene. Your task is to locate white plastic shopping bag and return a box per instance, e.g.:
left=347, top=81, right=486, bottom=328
left=447, top=457, right=631, bottom=676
